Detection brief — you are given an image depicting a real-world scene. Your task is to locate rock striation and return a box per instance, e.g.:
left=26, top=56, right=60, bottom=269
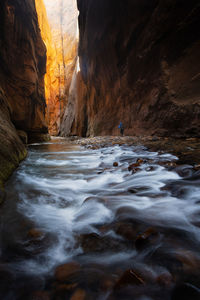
left=67, top=0, right=200, bottom=137
left=0, top=0, right=48, bottom=198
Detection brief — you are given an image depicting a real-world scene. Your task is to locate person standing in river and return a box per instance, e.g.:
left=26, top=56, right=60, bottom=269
left=118, top=122, right=124, bottom=136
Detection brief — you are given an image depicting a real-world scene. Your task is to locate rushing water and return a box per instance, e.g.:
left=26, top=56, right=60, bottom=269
left=1, top=138, right=200, bottom=300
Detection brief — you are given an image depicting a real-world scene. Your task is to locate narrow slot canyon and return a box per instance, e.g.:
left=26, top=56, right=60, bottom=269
left=0, top=1, right=200, bottom=300
left=35, top=0, right=79, bottom=136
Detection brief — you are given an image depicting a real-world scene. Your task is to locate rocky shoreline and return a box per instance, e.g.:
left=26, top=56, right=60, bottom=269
left=73, top=135, right=200, bottom=166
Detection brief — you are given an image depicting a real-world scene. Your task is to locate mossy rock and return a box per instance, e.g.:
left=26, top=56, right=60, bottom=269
left=28, top=132, right=51, bottom=143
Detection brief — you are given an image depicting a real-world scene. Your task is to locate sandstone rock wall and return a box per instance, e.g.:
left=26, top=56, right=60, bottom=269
left=0, top=0, right=48, bottom=137
left=72, top=0, right=200, bottom=137
left=0, top=0, right=48, bottom=197
left=0, top=88, right=26, bottom=200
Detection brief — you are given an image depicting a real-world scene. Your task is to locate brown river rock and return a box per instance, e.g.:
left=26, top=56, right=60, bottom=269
left=55, top=262, right=80, bottom=283
left=114, top=269, right=145, bottom=290
left=70, top=289, right=86, bottom=300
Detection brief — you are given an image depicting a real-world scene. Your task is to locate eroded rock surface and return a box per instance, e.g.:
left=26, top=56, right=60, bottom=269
left=0, top=88, right=26, bottom=199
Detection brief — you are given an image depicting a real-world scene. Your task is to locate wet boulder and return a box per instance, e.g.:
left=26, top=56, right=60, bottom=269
left=55, top=262, right=80, bottom=283
left=114, top=222, right=138, bottom=242
left=156, top=272, right=173, bottom=287
left=135, top=227, right=160, bottom=251
left=194, top=164, right=200, bottom=171
left=28, top=229, right=43, bottom=239
left=158, top=161, right=177, bottom=170
left=70, top=289, right=86, bottom=300
left=145, top=166, right=155, bottom=172
left=128, top=163, right=140, bottom=171
left=115, top=206, right=139, bottom=222
left=137, top=158, right=144, bottom=164
left=128, top=158, right=144, bottom=172
left=79, top=233, right=125, bottom=253
left=100, top=277, right=116, bottom=292
left=114, top=269, right=144, bottom=290
left=24, top=229, right=52, bottom=256
left=55, top=283, right=78, bottom=293
left=174, top=165, right=194, bottom=178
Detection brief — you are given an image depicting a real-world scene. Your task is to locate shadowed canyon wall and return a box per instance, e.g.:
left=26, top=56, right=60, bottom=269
left=36, top=0, right=78, bottom=135
left=65, top=0, right=200, bottom=137
left=0, top=0, right=47, bottom=196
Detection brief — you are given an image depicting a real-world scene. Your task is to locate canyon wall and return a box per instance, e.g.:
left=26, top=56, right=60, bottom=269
left=0, top=0, right=48, bottom=198
left=68, top=0, right=200, bottom=137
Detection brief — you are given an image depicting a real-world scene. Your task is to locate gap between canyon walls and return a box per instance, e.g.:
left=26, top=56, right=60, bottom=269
left=35, top=0, right=79, bottom=136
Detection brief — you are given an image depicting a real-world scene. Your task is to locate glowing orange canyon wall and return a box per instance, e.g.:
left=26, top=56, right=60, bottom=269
left=35, top=0, right=78, bottom=135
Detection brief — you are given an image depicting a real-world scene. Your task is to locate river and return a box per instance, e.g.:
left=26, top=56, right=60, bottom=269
left=0, top=137, right=200, bottom=300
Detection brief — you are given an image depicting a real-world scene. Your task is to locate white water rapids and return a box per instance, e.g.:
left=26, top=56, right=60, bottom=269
left=1, top=137, right=200, bottom=299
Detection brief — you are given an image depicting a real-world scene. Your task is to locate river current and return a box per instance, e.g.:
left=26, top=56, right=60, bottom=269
left=1, top=138, right=200, bottom=300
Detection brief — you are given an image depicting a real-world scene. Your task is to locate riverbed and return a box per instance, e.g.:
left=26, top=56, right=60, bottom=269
left=1, top=137, right=200, bottom=300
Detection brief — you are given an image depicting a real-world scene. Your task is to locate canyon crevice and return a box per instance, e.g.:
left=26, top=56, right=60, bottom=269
left=62, top=0, right=200, bottom=137
left=0, top=0, right=48, bottom=196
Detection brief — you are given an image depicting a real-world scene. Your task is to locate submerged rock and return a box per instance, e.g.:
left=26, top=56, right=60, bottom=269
left=70, top=288, right=86, bottom=300
left=135, top=228, right=160, bottom=251
left=156, top=272, right=173, bottom=287
left=114, top=269, right=144, bottom=290
left=55, top=283, right=78, bottom=293
left=114, top=222, right=138, bottom=242
left=28, top=229, right=43, bottom=239
left=55, top=262, right=80, bottom=283
left=128, top=163, right=141, bottom=171
left=79, top=233, right=125, bottom=253
left=30, top=291, right=50, bottom=300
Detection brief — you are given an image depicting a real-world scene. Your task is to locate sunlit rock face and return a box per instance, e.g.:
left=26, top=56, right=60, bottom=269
left=36, top=0, right=78, bottom=135
left=0, top=0, right=47, bottom=189
left=74, top=0, right=200, bottom=137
